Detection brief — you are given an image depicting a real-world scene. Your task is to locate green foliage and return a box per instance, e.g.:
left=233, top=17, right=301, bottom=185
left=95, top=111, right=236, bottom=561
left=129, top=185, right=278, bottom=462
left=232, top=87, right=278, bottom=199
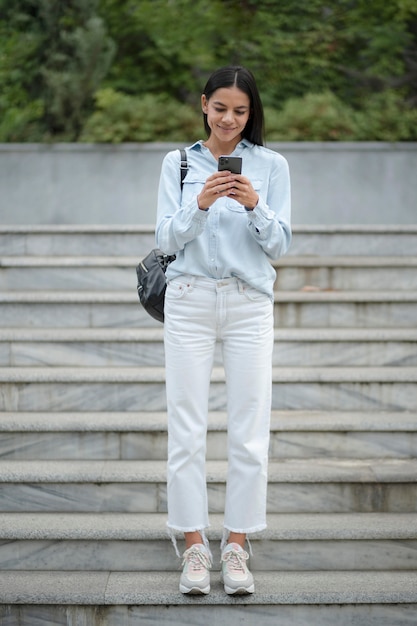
left=80, top=89, right=201, bottom=142
left=265, top=92, right=358, bottom=142
left=97, top=0, right=214, bottom=102
left=1, top=0, right=416, bottom=141
left=97, top=0, right=417, bottom=107
left=0, top=100, right=45, bottom=142
left=265, top=90, right=417, bottom=142
left=0, top=0, right=115, bottom=140
left=40, top=13, right=116, bottom=139
left=97, top=0, right=348, bottom=107
left=355, top=91, right=417, bottom=141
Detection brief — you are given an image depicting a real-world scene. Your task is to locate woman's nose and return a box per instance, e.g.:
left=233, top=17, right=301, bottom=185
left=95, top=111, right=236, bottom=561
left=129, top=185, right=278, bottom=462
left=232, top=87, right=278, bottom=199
left=222, top=110, right=234, bottom=123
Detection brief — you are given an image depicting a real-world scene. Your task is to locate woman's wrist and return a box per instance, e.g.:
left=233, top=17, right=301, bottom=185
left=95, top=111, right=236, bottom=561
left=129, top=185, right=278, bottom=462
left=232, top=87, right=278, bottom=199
left=244, top=194, right=259, bottom=211
left=197, top=194, right=210, bottom=211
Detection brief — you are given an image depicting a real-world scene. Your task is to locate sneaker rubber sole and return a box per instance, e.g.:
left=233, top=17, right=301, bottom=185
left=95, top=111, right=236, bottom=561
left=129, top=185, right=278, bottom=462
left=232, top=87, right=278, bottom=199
left=220, top=573, right=254, bottom=595
left=179, top=583, right=210, bottom=595
left=223, top=582, right=255, bottom=595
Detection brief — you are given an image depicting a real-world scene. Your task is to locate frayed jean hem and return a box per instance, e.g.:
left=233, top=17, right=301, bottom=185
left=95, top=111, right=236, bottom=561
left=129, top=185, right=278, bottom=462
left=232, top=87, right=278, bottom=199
left=167, top=523, right=211, bottom=559
left=221, top=524, right=267, bottom=555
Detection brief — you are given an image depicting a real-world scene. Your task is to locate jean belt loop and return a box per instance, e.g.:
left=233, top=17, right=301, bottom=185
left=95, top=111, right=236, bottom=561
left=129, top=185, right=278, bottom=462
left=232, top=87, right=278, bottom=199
left=236, top=277, right=245, bottom=294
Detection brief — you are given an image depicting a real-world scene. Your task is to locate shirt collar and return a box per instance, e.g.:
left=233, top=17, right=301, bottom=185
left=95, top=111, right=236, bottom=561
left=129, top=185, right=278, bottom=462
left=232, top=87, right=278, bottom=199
left=190, top=138, right=253, bottom=152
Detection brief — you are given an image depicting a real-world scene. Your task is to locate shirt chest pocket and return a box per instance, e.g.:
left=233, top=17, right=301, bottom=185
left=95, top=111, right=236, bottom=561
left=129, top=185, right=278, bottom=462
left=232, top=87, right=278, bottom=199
left=225, top=179, right=263, bottom=213
left=181, top=174, right=206, bottom=203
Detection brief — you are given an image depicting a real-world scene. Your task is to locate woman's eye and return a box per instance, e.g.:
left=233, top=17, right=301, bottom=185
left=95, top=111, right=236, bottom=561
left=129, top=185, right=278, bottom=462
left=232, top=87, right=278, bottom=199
left=214, top=108, right=246, bottom=115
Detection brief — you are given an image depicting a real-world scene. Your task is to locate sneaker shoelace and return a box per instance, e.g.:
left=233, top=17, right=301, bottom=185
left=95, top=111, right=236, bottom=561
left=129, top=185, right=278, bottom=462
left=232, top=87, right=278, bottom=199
left=222, top=547, right=249, bottom=574
left=182, top=546, right=212, bottom=573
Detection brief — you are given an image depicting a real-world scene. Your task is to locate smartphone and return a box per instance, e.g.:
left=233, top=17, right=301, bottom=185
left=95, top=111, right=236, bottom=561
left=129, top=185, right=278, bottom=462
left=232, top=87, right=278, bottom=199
left=218, top=155, right=242, bottom=174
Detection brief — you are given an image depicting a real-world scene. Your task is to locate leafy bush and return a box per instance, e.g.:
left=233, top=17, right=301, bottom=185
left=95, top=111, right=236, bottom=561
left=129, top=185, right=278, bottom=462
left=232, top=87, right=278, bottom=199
left=0, top=101, right=45, bottom=142
left=80, top=89, right=201, bottom=142
left=1, top=1, right=416, bottom=142
left=0, top=1, right=115, bottom=141
left=265, top=92, right=358, bottom=141
left=354, top=91, right=417, bottom=141
left=264, top=90, right=417, bottom=141
left=40, top=15, right=116, bottom=139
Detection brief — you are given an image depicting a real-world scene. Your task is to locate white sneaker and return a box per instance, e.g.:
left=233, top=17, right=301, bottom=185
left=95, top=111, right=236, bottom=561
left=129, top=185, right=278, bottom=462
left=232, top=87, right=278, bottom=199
left=220, top=542, right=255, bottom=595
left=179, top=543, right=211, bottom=594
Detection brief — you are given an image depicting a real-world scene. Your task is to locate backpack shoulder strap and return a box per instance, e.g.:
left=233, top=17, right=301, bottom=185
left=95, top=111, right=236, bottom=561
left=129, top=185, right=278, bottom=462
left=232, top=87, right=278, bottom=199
left=179, top=148, right=188, bottom=190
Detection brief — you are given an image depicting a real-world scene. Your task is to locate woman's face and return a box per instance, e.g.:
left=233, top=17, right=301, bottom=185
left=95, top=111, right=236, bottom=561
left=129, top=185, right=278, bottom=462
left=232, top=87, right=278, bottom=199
left=202, top=86, right=250, bottom=146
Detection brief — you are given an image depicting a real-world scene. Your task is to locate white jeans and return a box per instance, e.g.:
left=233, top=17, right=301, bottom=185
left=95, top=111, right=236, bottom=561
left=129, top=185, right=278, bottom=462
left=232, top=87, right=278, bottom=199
left=164, top=275, right=274, bottom=541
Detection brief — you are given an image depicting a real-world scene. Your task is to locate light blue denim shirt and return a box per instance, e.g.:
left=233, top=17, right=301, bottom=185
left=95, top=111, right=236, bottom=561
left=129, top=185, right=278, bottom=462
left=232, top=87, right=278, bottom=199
left=156, top=139, right=291, bottom=300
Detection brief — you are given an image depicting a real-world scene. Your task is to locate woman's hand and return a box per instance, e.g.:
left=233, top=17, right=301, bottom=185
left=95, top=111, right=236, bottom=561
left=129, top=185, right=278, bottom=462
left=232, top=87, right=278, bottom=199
left=197, top=171, right=259, bottom=211
left=197, top=171, right=240, bottom=210
left=226, top=174, right=259, bottom=210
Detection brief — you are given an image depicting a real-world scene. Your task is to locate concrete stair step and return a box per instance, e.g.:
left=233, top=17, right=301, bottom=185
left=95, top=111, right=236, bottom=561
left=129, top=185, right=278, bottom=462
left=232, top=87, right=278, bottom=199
left=1, top=327, right=416, bottom=367
left=1, top=290, right=416, bottom=328
left=0, top=256, right=140, bottom=291
left=275, top=256, right=417, bottom=291
left=0, top=459, right=416, bottom=514
left=290, top=225, right=417, bottom=257
left=1, top=224, right=416, bottom=256
left=0, top=570, right=416, bottom=626
left=275, top=291, right=417, bottom=329
left=1, top=366, right=416, bottom=412
left=0, top=512, right=416, bottom=572
left=1, top=411, right=416, bottom=461
left=1, top=255, right=416, bottom=291
left=0, top=224, right=157, bottom=257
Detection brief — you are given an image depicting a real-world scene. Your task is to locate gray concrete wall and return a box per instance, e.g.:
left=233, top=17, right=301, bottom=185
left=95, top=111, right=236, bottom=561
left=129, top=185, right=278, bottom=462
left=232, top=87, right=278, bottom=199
left=0, top=142, right=416, bottom=225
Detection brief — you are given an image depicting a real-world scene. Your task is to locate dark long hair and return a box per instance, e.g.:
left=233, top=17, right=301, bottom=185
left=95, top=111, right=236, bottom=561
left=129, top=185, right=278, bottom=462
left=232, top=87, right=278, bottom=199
left=202, top=66, right=265, bottom=146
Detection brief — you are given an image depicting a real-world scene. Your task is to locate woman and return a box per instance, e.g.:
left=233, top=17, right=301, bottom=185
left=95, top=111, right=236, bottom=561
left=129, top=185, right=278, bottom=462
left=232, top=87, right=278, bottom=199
left=156, top=65, right=291, bottom=595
